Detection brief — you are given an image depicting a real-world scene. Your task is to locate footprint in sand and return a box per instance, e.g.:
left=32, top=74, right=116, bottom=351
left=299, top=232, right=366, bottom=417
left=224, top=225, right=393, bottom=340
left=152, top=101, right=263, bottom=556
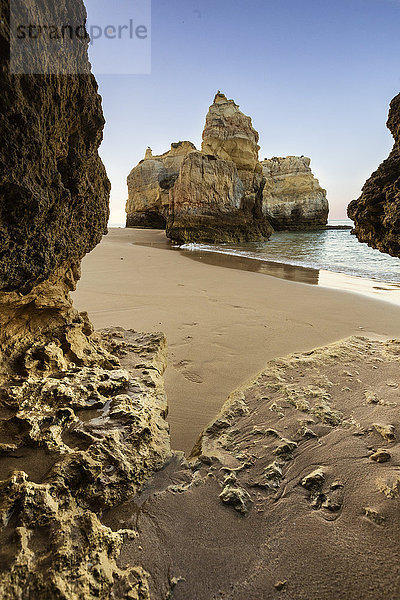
left=173, top=360, right=204, bottom=384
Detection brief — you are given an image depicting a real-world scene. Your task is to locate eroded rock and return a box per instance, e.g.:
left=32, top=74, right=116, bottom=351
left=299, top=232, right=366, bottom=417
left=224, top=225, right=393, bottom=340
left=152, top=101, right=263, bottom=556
left=0, top=0, right=110, bottom=380
left=0, top=4, right=172, bottom=598
left=373, top=423, right=396, bottom=442
left=201, top=92, right=261, bottom=176
left=125, top=91, right=329, bottom=241
left=370, top=449, right=391, bottom=463
left=0, top=328, right=171, bottom=598
left=348, top=93, right=400, bottom=257
left=261, top=156, right=329, bottom=230
left=126, top=142, right=197, bottom=228
left=166, top=151, right=271, bottom=243
left=219, top=483, right=253, bottom=515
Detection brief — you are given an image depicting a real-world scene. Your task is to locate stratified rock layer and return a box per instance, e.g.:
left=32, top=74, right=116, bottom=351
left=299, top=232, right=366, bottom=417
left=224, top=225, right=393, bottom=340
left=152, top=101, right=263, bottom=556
left=262, top=156, right=329, bottom=230
left=126, top=142, right=197, bottom=228
left=348, top=93, right=400, bottom=257
left=166, top=152, right=272, bottom=243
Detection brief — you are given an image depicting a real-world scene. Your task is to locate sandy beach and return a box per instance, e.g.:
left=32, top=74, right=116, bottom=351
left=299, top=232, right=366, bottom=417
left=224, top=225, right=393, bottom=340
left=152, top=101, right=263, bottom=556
left=73, top=228, right=400, bottom=453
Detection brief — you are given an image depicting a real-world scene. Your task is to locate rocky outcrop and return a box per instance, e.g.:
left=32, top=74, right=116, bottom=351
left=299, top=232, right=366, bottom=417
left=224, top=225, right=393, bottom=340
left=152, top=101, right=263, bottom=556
left=125, top=93, right=272, bottom=243
left=166, top=152, right=272, bottom=243
left=0, top=328, right=171, bottom=599
left=262, top=156, right=329, bottom=230
left=126, top=141, right=197, bottom=228
left=348, top=93, right=400, bottom=257
left=196, top=92, right=270, bottom=240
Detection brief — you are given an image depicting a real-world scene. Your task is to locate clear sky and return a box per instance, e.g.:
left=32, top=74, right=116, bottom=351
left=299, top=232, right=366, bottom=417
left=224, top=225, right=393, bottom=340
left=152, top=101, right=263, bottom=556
left=85, top=0, right=400, bottom=224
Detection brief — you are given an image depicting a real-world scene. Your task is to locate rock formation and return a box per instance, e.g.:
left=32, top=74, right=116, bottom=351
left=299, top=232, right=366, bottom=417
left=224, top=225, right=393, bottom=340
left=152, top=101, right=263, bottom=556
left=126, top=92, right=329, bottom=240
left=348, top=93, right=400, bottom=257
left=167, top=92, right=271, bottom=242
left=0, top=2, right=171, bottom=598
left=126, top=93, right=272, bottom=243
left=262, top=156, right=329, bottom=230
left=0, top=328, right=171, bottom=599
left=0, top=0, right=111, bottom=380
left=167, top=152, right=271, bottom=243
left=126, top=141, right=197, bottom=228
left=201, top=91, right=262, bottom=189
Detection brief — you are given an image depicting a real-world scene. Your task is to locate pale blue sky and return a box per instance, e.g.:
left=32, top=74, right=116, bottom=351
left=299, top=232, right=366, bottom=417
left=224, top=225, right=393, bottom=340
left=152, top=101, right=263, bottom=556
left=85, top=0, right=400, bottom=223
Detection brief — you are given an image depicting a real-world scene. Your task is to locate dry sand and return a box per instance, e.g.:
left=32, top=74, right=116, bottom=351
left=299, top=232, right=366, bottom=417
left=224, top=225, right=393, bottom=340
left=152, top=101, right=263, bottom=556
left=73, top=228, right=400, bottom=453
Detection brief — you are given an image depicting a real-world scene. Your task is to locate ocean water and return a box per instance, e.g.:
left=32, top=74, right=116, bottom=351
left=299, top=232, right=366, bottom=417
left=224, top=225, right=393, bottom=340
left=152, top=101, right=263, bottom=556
left=181, top=220, right=400, bottom=284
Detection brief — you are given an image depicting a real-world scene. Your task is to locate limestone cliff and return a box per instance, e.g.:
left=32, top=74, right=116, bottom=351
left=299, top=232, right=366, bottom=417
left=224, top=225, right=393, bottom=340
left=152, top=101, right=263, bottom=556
left=125, top=141, right=197, bottom=228
left=262, top=156, right=329, bottom=230
left=166, top=152, right=272, bottom=243
left=348, top=93, right=400, bottom=257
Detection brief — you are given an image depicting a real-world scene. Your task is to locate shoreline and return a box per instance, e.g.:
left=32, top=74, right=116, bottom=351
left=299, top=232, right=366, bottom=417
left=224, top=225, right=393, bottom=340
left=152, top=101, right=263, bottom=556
left=176, top=245, right=400, bottom=307
left=117, top=224, right=400, bottom=306
left=73, top=228, right=400, bottom=453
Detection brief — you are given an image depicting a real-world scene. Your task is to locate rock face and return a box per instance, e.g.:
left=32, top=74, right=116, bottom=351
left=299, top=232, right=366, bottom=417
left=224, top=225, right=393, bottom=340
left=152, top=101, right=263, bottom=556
left=167, top=152, right=271, bottom=243
left=126, top=93, right=272, bottom=243
left=0, top=328, right=171, bottom=600
left=0, top=0, right=110, bottom=378
left=201, top=91, right=261, bottom=179
left=348, top=94, right=400, bottom=257
left=126, top=141, right=197, bottom=228
left=262, top=156, right=329, bottom=230
left=0, top=3, right=171, bottom=598
left=104, top=337, right=400, bottom=600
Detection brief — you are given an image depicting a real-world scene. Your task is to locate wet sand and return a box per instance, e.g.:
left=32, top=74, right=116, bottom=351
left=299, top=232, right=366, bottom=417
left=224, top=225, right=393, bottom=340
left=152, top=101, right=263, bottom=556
left=73, top=228, right=400, bottom=453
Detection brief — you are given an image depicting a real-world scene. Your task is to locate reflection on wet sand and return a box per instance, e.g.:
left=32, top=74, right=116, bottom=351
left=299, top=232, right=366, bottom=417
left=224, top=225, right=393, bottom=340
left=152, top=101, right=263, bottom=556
left=131, top=232, right=400, bottom=306
left=181, top=249, right=320, bottom=285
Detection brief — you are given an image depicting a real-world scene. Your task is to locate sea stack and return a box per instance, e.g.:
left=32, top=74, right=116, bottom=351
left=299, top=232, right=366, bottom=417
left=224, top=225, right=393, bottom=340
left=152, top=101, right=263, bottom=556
left=125, top=91, right=329, bottom=240
left=348, top=93, right=400, bottom=257
left=166, top=93, right=272, bottom=242
left=261, top=156, right=329, bottom=230
left=126, top=141, right=197, bottom=228
left=201, top=91, right=262, bottom=186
